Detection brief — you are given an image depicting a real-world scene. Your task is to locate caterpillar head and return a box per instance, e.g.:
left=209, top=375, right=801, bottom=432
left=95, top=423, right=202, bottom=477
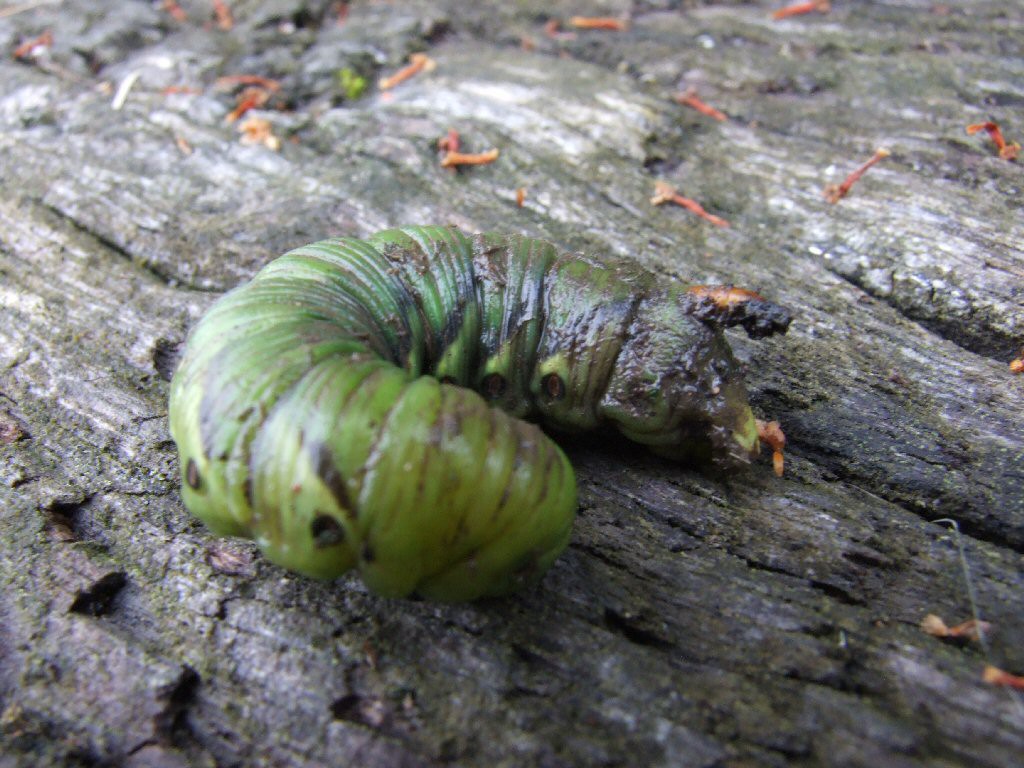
left=598, top=286, right=790, bottom=469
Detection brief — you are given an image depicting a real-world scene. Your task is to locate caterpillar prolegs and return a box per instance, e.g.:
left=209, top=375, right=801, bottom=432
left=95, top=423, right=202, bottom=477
left=168, top=226, right=790, bottom=601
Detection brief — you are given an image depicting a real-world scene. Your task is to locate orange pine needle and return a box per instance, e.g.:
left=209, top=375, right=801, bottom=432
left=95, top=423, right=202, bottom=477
left=438, top=128, right=460, bottom=154
left=438, top=129, right=461, bottom=173
left=544, top=19, right=560, bottom=37
left=225, top=86, right=269, bottom=123
left=162, top=85, right=201, bottom=95
left=379, top=53, right=436, bottom=91
left=983, top=665, right=1024, bottom=690
left=175, top=136, right=193, bottom=155
left=650, top=181, right=730, bottom=228
left=772, top=0, right=830, bottom=20
left=569, top=16, right=629, bottom=31
left=920, top=614, right=991, bottom=642
left=212, top=0, right=233, bottom=30
left=333, top=1, right=349, bottom=26
left=823, top=148, right=890, bottom=204
left=543, top=19, right=576, bottom=40
left=945, top=619, right=990, bottom=641
left=920, top=614, right=948, bottom=636
left=12, top=29, right=52, bottom=60
left=674, top=89, right=727, bottom=121
left=966, top=122, right=1020, bottom=161
left=215, top=75, right=281, bottom=92
left=162, top=0, right=187, bottom=22
left=440, top=148, right=500, bottom=168
left=756, top=420, right=786, bottom=477
left=540, top=19, right=581, bottom=40
left=239, top=116, right=281, bottom=151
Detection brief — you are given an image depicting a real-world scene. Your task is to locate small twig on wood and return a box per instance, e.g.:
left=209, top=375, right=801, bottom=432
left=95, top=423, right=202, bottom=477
left=224, top=86, right=270, bottom=123
left=162, top=0, right=187, bottom=22
left=215, top=75, right=281, bottom=92
left=437, top=129, right=460, bottom=154
left=12, top=29, right=52, bottom=59
left=823, top=148, right=890, bottom=204
left=238, top=116, right=281, bottom=151
left=569, top=16, right=629, bottom=31
left=673, top=88, right=727, bottom=121
left=650, top=181, right=730, bottom=227
left=920, top=614, right=991, bottom=643
left=983, top=666, right=1024, bottom=691
left=966, top=122, right=1019, bottom=161
left=162, top=85, right=201, bottom=96
left=379, top=53, right=436, bottom=91
left=333, top=1, right=349, bottom=26
left=543, top=20, right=576, bottom=40
left=772, top=0, right=830, bottom=20
left=212, top=0, right=233, bottom=30
left=440, top=148, right=500, bottom=168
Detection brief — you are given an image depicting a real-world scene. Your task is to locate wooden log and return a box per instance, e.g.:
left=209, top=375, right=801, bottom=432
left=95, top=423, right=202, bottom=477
left=1, top=2, right=1021, bottom=766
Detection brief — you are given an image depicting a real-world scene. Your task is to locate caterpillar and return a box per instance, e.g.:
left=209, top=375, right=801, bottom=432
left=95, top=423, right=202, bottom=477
left=168, top=226, right=790, bottom=601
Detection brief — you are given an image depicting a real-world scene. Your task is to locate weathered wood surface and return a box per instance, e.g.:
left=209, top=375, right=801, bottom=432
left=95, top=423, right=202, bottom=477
left=1, top=1, right=1022, bottom=766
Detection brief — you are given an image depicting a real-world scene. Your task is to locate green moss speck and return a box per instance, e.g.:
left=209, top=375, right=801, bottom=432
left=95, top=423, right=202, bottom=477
left=337, top=68, right=367, bottom=101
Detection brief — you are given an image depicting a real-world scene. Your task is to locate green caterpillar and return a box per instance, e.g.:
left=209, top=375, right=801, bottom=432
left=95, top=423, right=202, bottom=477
left=168, top=226, right=789, bottom=601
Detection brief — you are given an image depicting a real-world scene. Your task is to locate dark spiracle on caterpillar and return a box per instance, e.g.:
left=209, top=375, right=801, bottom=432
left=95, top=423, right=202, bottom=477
left=168, top=226, right=791, bottom=601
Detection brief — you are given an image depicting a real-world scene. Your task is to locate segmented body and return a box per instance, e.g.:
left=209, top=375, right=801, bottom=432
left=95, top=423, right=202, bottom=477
left=169, top=226, right=787, bottom=600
